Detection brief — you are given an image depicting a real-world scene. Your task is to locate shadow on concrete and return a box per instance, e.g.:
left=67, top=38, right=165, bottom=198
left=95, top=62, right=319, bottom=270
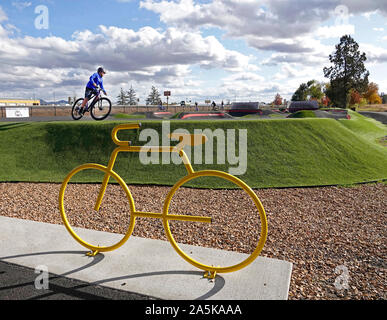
left=0, top=250, right=225, bottom=300
left=87, top=269, right=226, bottom=300
left=0, top=250, right=108, bottom=300
left=0, top=250, right=104, bottom=273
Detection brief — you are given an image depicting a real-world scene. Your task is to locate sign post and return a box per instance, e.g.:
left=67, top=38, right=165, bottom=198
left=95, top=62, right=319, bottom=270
left=164, top=91, right=171, bottom=110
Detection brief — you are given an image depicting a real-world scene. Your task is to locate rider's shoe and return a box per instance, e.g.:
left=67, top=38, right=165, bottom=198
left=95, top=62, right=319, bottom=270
left=78, top=107, right=84, bottom=115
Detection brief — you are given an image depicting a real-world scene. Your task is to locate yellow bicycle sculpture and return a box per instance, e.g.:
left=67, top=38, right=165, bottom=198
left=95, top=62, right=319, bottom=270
left=59, top=123, right=268, bottom=278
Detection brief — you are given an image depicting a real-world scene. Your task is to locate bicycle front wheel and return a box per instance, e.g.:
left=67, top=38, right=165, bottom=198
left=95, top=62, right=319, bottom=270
left=71, top=98, right=84, bottom=120
left=162, top=170, right=268, bottom=275
left=90, top=97, right=112, bottom=120
left=59, top=163, right=136, bottom=253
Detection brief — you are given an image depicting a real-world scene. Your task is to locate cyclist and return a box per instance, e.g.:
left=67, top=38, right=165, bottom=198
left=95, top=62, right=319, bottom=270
left=79, top=67, right=108, bottom=114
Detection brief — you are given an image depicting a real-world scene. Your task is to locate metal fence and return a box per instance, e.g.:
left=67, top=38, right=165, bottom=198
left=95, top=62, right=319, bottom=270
left=0, top=104, right=222, bottom=119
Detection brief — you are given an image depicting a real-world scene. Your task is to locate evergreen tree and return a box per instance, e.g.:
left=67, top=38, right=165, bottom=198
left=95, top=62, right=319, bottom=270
left=146, top=86, right=161, bottom=105
left=126, top=85, right=137, bottom=105
left=116, top=88, right=128, bottom=105
left=323, top=35, right=369, bottom=108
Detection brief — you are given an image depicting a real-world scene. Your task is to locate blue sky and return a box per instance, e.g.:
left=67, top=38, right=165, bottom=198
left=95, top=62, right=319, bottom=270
left=0, top=0, right=386, bottom=103
left=5, top=0, right=162, bottom=38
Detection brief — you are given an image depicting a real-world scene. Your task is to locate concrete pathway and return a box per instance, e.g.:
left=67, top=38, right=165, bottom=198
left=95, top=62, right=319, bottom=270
left=0, top=216, right=292, bottom=300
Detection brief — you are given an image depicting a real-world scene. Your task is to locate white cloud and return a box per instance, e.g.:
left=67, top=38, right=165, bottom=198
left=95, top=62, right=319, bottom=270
left=223, top=72, right=265, bottom=84
left=0, top=19, right=257, bottom=101
left=0, top=6, right=8, bottom=22
left=0, top=23, right=252, bottom=72
left=11, top=1, right=32, bottom=10
left=140, top=0, right=387, bottom=55
left=315, top=24, right=355, bottom=39
left=272, top=64, right=299, bottom=81
left=362, top=11, right=378, bottom=20
left=360, top=43, right=387, bottom=64
left=4, top=23, right=20, bottom=35
left=261, top=35, right=333, bottom=67
left=2, top=1, right=387, bottom=102
left=139, top=0, right=333, bottom=37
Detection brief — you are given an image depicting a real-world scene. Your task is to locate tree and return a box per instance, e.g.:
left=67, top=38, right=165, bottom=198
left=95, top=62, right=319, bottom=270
left=323, top=35, right=369, bottom=108
left=307, top=80, right=324, bottom=101
left=146, top=86, right=161, bottom=105
left=363, top=82, right=379, bottom=103
left=116, top=88, right=128, bottom=105
left=368, top=92, right=382, bottom=104
left=363, top=82, right=383, bottom=104
left=291, top=83, right=308, bottom=101
left=349, top=89, right=361, bottom=106
left=273, top=93, right=282, bottom=105
left=321, top=95, right=331, bottom=107
left=126, top=85, right=137, bottom=105
left=321, top=83, right=332, bottom=107
left=292, top=80, right=324, bottom=102
left=359, top=98, right=367, bottom=107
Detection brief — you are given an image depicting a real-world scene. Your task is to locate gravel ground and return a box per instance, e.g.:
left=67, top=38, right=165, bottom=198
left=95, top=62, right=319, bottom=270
left=0, top=181, right=385, bottom=300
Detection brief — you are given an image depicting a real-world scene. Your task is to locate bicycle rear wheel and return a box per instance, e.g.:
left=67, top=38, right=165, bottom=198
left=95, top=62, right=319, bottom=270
left=59, top=163, right=136, bottom=253
left=71, top=98, right=84, bottom=120
left=90, top=97, right=112, bottom=120
left=162, top=170, right=268, bottom=275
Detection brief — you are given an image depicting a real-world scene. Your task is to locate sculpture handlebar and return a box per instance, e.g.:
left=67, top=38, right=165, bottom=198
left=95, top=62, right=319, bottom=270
left=111, top=123, right=141, bottom=146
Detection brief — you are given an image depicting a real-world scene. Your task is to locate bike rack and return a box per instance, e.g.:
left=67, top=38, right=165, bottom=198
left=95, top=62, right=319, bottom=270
left=59, top=123, right=268, bottom=279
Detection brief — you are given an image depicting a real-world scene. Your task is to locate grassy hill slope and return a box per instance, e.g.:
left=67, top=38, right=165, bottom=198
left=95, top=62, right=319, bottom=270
left=0, top=115, right=386, bottom=188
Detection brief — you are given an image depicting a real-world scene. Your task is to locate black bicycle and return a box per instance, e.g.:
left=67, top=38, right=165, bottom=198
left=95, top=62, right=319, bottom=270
left=71, top=88, right=112, bottom=121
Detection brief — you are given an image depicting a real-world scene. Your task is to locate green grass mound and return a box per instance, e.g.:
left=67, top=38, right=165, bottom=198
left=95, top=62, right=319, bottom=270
left=0, top=114, right=386, bottom=188
left=112, top=113, right=146, bottom=119
left=338, top=110, right=387, bottom=144
left=287, top=110, right=317, bottom=118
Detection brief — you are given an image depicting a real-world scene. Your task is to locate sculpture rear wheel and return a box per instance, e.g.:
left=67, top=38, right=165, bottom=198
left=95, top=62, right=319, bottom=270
left=59, top=163, right=135, bottom=253
left=162, top=170, right=268, bottom=274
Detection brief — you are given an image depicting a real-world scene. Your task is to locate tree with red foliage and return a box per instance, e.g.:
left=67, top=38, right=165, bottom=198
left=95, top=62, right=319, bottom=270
left=274, top=93, right=282, bottom=106
left=321, top=96, right=331, bottom=107
left=349, top=89, right=362, bottom=105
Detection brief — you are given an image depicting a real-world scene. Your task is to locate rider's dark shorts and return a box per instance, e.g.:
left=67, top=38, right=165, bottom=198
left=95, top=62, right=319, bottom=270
left=85, top=87, right=97, bottom=99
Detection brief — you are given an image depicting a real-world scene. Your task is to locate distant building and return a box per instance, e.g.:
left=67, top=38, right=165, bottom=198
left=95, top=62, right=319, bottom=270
left=0, top=99, right=40, bottom=106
